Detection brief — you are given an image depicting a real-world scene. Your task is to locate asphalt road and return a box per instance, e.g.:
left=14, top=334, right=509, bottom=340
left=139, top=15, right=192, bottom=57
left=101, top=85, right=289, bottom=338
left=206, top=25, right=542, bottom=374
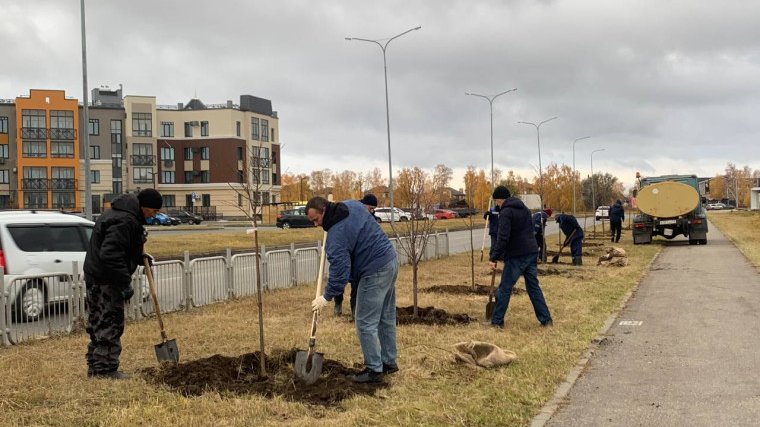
left=544, top=221, right=760, bottom=426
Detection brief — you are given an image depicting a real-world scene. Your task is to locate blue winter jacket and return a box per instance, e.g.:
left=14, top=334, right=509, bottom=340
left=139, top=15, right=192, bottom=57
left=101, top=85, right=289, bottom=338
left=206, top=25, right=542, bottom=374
left=489, top=197, right=538, bottom=261
left=532, top=211, right=550, bottom=236
left=609, top=201, right=625, bottom=224
left=483, top=206, right=500, bottom=237
left=323, top=200, right=396, bottom=300
left=555, top=214, right=584, bottom=240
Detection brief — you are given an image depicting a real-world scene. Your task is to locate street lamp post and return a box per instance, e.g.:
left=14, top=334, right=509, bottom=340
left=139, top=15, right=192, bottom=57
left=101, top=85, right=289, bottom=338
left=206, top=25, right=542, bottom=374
left=80, top=0, right=92, bottom=220
left=465, top=89, right=517, bottom=190
left=346, top=26, right=421, bottom=223
left=572, top=136, right=591, bottom=215
left=518, top=116, right=557, bottom=262
left=590, top=148, right=605, bottom=214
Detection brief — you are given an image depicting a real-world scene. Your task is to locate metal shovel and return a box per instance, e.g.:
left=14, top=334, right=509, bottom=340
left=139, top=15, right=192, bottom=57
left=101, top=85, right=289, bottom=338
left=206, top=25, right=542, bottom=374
left=144, top=257, right=180, bottom=364
left=294, top=231, right=328, bottom=385
left=551, top=229, right=577, bottom=264
left=485, top=268, right=497, bottom=320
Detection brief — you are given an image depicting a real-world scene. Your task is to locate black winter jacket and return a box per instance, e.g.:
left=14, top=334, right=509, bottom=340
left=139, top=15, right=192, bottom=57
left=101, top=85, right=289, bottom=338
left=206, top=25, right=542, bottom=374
left=555, top=214, right=584, bottom=241
left=489, top=197, right=538, bottom=261
left=609, top=201, right=625, bottom=223
left=84, top=194, right=146, bottom=289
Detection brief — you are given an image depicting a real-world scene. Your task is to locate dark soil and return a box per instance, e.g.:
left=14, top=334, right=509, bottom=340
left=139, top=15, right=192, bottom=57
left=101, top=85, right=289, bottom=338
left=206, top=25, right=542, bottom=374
left=141, top=349, right=387, bottom=406
left=396, top=305, right=473, bottom=325
left=423, top=284, right=524, bottom=296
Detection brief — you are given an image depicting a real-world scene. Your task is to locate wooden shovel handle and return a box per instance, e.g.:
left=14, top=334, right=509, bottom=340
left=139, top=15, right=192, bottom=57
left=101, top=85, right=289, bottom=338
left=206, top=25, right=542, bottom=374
left=144, top=257, right=168, bottom=342
left=308, top=231, right=328, bottom=352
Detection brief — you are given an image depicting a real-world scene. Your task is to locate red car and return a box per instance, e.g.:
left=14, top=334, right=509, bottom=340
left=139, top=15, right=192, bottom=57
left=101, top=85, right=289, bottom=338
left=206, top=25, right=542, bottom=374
left=433, top=209, right=457, bottom=220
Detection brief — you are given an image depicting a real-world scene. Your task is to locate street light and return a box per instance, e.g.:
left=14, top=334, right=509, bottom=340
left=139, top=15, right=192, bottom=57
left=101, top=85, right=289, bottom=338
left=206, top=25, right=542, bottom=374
left=80, top=0, right=92, bottom=219
left=465, top=88, right=517, bottom=190
left=518, top=116, right=557, bottom=262
left=590, top=148, right=605, bottom=214
left=572, top=136, right=591, bottom=215
left=346, top=26, right=421, bottom=223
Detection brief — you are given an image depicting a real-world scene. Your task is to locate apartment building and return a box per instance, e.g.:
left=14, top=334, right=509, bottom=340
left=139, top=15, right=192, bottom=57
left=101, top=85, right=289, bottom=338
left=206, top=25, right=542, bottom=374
left=0, top=88, right=280, bottom=218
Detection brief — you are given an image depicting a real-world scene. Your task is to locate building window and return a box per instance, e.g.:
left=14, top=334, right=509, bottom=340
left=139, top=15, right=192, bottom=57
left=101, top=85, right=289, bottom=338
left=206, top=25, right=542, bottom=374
left=200, top=170, right=210, bottom=183
left=252, top=168, right=260, bottom=184
left=0, top=144, right=8, bottom=158
left=90, top=170, right=100, bottom=184
left=262, top=169, right=270, bottom=184
left=271, top=128, right=275, bottom=142
left=112, top=181, right=122, bottom=195
left=132, top=112, right=152, bottom=137
left=112, top=156, right=122, bottom=168
left=184, top=147, right=193, bottom=160
left=160, top=121, right=174, bottom=137
left=133, top=143, right=152, bottom=156
left=133, top=167, right=153, bottom=184
left=24, top=192, right=48, bottom=209
left=0, top=170, right=8, bottom=184
left=90, top=145, right=101, bottom=159
left=238, top=193, right=243, bottom=207
left=0, top=116, right=8, bottom=133
left=202, top=194, right=210, bottom=207
left=237, top=170, right=245, bottom=183
left=22, top=141, right=47, bottom=157
left=50, top=110, right=74, bottom=129
left=261, top=119, right=269, bottom=142
left=251, top=117, right=259, bottom=140
left=161, top=171, right=175, bottom=184
left=52, top=192, right=75, bottom=209
left=163, top=195, right=176, bottom=208
left=161, top=146, right=175, bottom=161
left=51, top=141, right=75, bottom=158
left=201, top=121, right=209, bottom=136
left=88, top=119, right=99, bottom=136
left=236, top=121, right=241, bottom=137
left=200, top=146, right=209, bottom=160
left=184, top=171, right=193, bottom=183
left=184, top=122, right=193, bottom=137
left=22, top=109, right=46, bottom=139
left=237, top=147, right=243, bottom=161
left=111, top=120, right=122, bottom=144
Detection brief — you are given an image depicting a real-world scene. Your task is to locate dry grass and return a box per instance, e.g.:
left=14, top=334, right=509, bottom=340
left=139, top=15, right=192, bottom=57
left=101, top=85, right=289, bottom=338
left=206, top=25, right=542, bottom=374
left=145, top=218, right=486, bottom=259
left=0, top=233, right=660, bottom=426
left=708, top=211, right=760, bottom=268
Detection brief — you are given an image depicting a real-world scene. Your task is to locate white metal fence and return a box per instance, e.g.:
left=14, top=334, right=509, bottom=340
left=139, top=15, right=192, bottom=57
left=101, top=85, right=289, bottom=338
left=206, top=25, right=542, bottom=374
left=0, top=231, right=450, bottom=347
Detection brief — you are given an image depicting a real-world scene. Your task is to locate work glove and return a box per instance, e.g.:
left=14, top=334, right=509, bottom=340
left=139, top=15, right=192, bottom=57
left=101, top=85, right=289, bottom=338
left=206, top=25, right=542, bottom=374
left=121, top=286, right=135, bottom=302
left=143, top=253, right=154, bottom=267
left=311, top=296, right=329, bottom=312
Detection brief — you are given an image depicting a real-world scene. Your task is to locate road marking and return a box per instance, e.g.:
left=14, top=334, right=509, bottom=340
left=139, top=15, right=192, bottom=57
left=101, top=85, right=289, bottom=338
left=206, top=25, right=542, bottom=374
left=619, top=320, right=643, bottom=326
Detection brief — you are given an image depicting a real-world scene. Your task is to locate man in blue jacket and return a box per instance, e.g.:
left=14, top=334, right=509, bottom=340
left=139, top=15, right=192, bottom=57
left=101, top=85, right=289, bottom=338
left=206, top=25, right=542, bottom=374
left=488, top=186, right=552, bottom=328
left=306, top=196, right=398, bottom=383
left=532, top=208, right=552, bottom=262
left=608, top=199, right=625, bottom=243
left=555, top=213, right=585, bottom=265
left=483, top=203, right=500, bottom=258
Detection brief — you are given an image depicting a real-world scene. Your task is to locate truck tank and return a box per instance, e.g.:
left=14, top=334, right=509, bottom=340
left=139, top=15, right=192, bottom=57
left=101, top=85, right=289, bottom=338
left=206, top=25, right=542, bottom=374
left=636, top=181, right=700, bottom=218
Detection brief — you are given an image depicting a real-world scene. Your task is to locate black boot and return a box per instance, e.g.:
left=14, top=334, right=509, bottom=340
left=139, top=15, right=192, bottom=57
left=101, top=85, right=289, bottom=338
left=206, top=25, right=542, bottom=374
left=575, top=256, right=583, bottom=266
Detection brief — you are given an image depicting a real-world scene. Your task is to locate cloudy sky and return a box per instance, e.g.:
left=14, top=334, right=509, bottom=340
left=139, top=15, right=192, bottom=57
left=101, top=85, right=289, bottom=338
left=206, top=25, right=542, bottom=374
left=2, top=0, right=759, bottom=190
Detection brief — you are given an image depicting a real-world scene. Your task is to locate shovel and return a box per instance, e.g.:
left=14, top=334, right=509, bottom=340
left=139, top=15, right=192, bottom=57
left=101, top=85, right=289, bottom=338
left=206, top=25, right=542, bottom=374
left=144, top=257, right=180, bottom=364
left=294, top=231, right=328, bottom=385
left=485, top=268, right=497, bottom=320
left=551, top=229, right=576, bottom=264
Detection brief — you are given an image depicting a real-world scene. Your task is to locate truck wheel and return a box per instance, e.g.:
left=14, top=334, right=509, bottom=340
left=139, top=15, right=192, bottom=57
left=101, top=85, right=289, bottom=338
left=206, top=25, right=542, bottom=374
left=700, top=239, right=707, bottom=245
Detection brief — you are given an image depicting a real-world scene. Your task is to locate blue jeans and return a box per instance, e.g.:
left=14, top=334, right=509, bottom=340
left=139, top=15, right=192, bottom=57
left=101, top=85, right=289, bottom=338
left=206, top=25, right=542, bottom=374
left=491, top=253, right=552, bottom=326
left=354, top=258, right=399, bottom=372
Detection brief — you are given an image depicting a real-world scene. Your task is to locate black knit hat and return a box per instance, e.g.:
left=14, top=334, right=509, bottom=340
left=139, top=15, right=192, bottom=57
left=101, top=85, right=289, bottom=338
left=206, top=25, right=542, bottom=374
left=137, top=188, right=163, bottom=209
left=492, top=186, right=511, bottom=200
left=359, top=193, right=378, bottom=207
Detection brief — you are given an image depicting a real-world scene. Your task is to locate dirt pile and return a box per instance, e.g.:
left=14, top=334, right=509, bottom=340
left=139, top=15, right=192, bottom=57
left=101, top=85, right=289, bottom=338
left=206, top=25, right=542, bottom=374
left=396, top=305, right=473, bottom=325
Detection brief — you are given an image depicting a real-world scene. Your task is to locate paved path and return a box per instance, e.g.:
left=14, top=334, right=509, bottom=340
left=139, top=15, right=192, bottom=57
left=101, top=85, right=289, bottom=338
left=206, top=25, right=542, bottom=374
left=543, top=221, right=760, bottom=426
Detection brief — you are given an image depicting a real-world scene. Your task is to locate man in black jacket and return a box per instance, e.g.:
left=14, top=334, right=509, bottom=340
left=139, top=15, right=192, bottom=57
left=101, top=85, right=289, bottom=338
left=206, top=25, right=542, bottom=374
left=488, top=186, right=552, bottom=328
left=84, top=189, right=163, bottom=379
left=556, top=213, right=585, bottom=266
left=608, top=199, right=625, bottom=243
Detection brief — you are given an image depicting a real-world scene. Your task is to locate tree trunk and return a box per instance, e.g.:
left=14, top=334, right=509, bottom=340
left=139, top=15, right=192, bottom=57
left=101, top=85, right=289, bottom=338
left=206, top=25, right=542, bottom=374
left=412, top=262, right=418, bottom=317
left=252, top=225, right=266, bottom=376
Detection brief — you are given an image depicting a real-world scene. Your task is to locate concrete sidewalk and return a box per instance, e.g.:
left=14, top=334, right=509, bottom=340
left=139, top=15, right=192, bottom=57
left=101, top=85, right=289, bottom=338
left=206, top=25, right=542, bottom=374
left=541, top=221, right=760, bottom=426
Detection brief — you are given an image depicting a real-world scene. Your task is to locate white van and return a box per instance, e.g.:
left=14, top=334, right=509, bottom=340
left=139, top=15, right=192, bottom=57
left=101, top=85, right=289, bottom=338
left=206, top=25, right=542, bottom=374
left=0, top=211, right=94, bottom=322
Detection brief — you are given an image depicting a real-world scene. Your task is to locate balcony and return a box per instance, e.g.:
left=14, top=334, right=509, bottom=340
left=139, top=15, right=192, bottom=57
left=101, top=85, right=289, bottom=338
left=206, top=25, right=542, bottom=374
left=51, top=178, right=77, bottom=190
left=130, top=154, right=156, bottom=166
left=50, top=128, right=77, bottom=140
left=21, top=178, right=78, bottom=191
left=252, top=156, right=271, bottom=168
left=21, top=128, right=48, bottom=139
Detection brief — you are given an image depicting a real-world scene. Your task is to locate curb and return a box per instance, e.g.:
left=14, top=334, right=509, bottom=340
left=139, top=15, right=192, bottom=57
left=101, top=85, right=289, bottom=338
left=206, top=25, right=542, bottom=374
left=529, top=247, right=663, bottom=427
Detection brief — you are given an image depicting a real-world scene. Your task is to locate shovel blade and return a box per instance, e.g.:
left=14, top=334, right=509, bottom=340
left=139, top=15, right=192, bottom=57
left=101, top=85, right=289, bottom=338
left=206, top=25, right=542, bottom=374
left=485, top=301, right=495, bottom=320
left=551, top=254, right=560, bottom=264
left=155, top=339, right=180, bottom=364
left=294, top=350, right=324, bottom=385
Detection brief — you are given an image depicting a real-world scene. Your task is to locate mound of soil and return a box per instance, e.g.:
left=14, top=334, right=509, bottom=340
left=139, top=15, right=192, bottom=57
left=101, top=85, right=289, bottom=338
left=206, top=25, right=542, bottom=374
left=423, top=284, right=523, bottom=296
left=141, top=349, right=387, bottom=406
left=396, top=305, right=473, bottom=325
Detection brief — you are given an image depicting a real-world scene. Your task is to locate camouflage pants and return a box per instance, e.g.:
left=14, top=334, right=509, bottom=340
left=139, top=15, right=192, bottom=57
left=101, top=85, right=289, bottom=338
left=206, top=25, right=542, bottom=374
left=85, top=284, right=125, bottom=374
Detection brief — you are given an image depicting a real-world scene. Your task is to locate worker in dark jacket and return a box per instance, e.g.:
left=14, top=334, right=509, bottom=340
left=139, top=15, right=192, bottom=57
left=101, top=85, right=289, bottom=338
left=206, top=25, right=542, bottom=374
left=555, top=213, right=585, bottom=265
left=608, top=199, right=625, bottom=243
left=334, top=193, right=379, bottom=316
left=488, top=186, right=552, bottom=328
left=483, top=203, right=500, bottom=257
left=307, top=196, right=398, bottom=383
left=84, top=189, right=163, bottom=379
left=532, top=208, right=552, bottom=262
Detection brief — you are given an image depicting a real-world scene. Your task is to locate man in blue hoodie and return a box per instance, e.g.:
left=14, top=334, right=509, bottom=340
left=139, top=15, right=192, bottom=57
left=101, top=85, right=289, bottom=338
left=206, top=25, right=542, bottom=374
left=488, top=186, right=552, bottom=328
left=306, top=196, right=398, bottom=383
left=608, top=199, right=625, bottom=243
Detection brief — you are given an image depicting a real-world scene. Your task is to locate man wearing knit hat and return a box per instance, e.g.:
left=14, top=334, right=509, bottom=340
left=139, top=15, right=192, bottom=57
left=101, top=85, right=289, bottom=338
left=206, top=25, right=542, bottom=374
left=488, top=185, right=552, bottom=328
left=83, top=188, right=163, bottom=379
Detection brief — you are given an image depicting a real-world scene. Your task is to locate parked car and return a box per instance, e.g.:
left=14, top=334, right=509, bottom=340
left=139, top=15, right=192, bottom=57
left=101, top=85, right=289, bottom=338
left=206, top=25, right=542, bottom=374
left=595, top=205, right=610, bottom=221
left=373, top=207, right=411, bottom=222
left=146, top=212, right=180, bottom=226
left=706, top=202, right=731, bottom=210
left=168, top=210, right=203, bottom=224
left=276, top=206, right=315, bottom=229
left=433, top=209, right=457, bottom=220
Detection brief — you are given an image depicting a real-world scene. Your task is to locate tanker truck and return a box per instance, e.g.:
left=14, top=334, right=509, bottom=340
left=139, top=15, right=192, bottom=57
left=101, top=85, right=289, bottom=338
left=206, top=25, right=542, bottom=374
left=632, top=174, right=708, bottom=245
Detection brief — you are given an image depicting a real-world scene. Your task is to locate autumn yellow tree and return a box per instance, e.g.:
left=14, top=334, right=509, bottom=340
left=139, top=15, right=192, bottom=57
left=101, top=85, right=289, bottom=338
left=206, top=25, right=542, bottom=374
left=279, top=173, right=310, bottom=202
left=463, top=166, right=492, bottom=211
left=539, top=163, right=575, bottom=212
left=330, top=170, right=358, bottom=202
left=310, top=169, right=333, bottom=198
left=501, top=170, right=532, bottom=196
